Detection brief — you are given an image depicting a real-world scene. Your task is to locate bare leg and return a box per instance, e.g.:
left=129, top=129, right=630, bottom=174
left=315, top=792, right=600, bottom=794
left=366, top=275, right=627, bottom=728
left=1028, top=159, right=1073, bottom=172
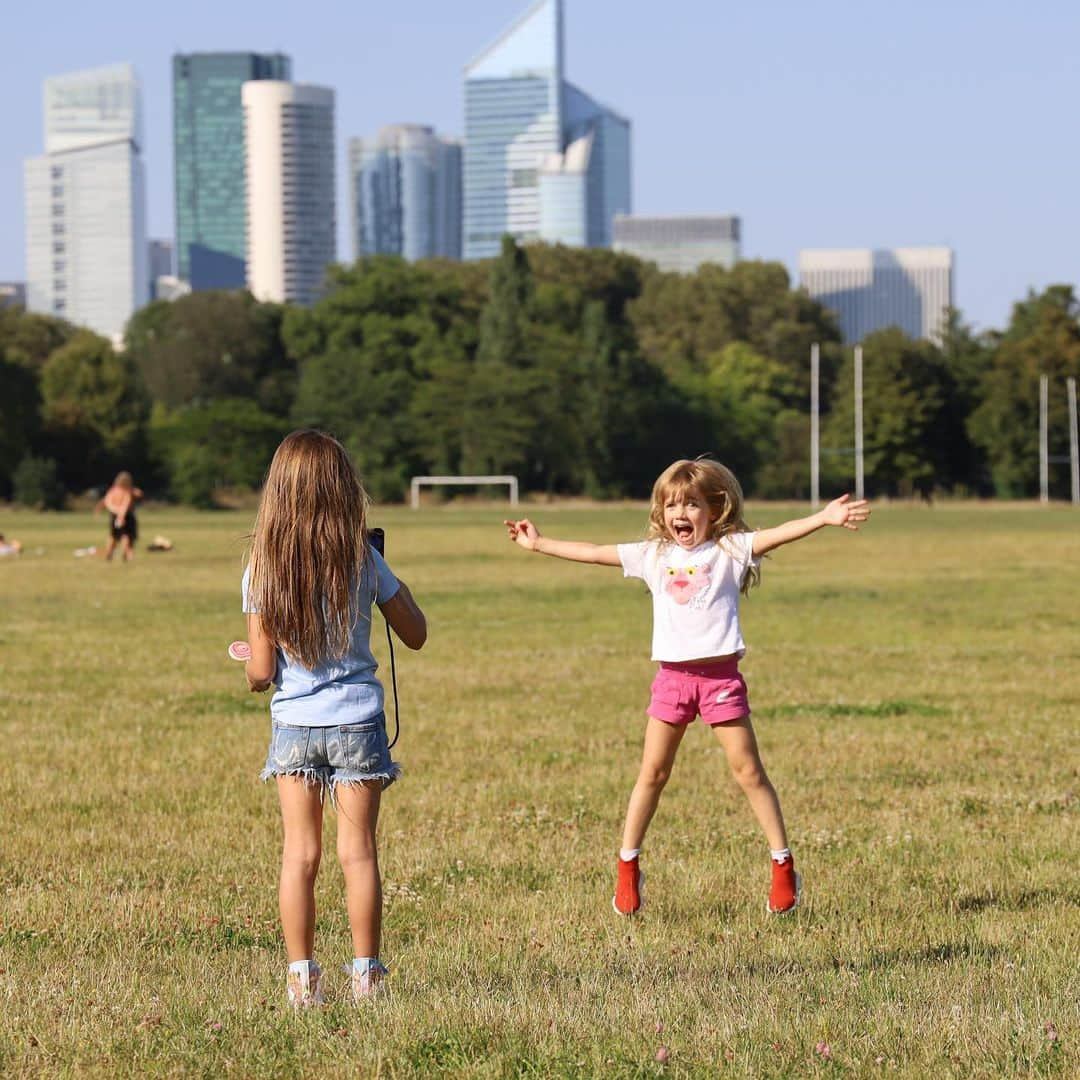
left=620, top=717, right=689, bottom=851
left=121, top=535, right=134, bottom=561
left=335, top=781, right=383, bottom=959
left=711, top=717, right=788, bottom=851
left=276, top=776, right=324, bottom=961
left=103, top=537, right=117, bottom=561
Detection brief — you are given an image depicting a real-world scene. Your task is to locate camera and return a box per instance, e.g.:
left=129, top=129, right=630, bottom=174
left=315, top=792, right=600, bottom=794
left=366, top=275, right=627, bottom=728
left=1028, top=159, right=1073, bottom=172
left=369, top=527, right=385, bottom=556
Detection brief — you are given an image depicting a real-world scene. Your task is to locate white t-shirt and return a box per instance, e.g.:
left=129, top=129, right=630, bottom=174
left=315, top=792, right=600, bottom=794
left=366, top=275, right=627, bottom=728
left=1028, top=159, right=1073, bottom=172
left=617, top=533, right=758, bottom=662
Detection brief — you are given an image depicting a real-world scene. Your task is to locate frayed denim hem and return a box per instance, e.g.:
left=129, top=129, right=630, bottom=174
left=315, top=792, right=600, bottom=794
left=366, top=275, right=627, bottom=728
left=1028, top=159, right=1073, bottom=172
left=260, top=762, right=402, bottom=805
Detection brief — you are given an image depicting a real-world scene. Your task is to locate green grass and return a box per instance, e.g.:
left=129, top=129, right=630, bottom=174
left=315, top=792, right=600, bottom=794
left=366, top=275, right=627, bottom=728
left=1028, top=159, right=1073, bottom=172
left=0, top=503, right=1077, bottom=1077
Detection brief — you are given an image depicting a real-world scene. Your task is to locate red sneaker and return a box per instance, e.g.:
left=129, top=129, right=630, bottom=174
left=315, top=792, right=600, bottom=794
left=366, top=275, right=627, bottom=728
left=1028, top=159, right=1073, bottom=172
left=767, top=856, right=801, bottom=914
left=613, top=855, right=644, bottom=915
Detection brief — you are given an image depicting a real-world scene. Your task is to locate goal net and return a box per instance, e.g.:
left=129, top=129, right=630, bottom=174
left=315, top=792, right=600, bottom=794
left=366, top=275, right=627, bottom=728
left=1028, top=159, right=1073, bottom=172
left=410, top=475, right=520, bottom=509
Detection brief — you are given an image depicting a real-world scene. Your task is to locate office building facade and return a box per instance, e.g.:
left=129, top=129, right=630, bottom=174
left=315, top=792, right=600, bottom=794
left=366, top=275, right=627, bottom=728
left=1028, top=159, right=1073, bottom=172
left=799, top=247, right=954, bottom=343
left=243, top=81, right=335, bottom=306
left=0, top=283, right=26, bottom=310
left=349, top=125, right=462, bottom=261
left=464, top=0, right=630, bottom=259
left=613, top=215, right=741, bottom=273
left=24, top=63, right=147, bottom=340
left=174, top=52, right=291, bottom=289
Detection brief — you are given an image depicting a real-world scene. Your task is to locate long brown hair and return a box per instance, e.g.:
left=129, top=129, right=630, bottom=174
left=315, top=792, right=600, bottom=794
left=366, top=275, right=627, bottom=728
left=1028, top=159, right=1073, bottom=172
left=247, top=430, right=370, bottom=668
left=645, top=458, right=760, bottom=593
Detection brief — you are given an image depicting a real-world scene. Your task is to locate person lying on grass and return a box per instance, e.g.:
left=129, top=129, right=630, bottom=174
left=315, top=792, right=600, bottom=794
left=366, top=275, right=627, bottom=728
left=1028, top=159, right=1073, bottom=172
left=505, top=457, right=869, bottom=917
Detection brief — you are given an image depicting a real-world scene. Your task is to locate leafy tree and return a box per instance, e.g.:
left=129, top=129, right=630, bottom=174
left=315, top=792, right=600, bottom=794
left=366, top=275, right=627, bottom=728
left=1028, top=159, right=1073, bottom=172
left=12, top=456, right=64, bottom=510
left=292, top=348, right=420, bottom=502
left=151, top=398, right=289, bottom=507
left=823, top=328, right=952, bottom=497
left=126, top=291, right=292, bottom=415
left=0, top=307, right=76, bottom=370
left=39, top=330, right=149, bottom=491
left=935, top=308, right=994, bottom=493
left=690, top=342, right=801, bottom=490
left=629, top=260, right=842, bottom=400
left=0, top=351, right=42, bottom=496
left=969, top=286, right=1080, bottom=497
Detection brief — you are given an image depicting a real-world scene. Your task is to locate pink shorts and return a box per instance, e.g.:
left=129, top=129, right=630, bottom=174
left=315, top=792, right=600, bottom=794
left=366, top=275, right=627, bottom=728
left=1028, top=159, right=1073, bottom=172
left=647, top=659, right=750, bottom=726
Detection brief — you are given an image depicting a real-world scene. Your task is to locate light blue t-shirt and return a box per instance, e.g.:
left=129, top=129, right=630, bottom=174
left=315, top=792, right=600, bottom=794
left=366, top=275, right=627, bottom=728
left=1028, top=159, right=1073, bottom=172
left=241, top=549, right=400, bottom=727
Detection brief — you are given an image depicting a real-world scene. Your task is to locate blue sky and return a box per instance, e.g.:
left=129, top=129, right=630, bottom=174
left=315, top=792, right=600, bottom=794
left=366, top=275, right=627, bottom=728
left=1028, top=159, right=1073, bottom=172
left=3, top=0, right=1078, bottom=331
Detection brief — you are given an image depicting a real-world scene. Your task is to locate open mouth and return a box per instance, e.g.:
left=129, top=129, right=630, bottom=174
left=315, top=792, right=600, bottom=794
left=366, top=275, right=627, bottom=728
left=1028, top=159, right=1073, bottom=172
left=672, top=522, right=694, bottom=543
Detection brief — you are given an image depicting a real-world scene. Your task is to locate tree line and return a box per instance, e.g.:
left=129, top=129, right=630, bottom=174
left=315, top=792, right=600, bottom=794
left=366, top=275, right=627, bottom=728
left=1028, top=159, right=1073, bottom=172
left=2, top=236, right=1079, bottom=508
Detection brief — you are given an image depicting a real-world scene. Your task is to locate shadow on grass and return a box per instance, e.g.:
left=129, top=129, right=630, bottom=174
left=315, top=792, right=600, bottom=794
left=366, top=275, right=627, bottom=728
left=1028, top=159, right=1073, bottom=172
left=953, top=887, right=1076, bottom=913
left=859, top=940, right=1002, bottom=970
left=769, top=700, right=947, bottom=719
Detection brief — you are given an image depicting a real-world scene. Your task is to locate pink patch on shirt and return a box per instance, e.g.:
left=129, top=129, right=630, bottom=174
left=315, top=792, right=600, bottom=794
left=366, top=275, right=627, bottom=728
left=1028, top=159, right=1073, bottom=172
left=663, top=563, right=711, bottom=605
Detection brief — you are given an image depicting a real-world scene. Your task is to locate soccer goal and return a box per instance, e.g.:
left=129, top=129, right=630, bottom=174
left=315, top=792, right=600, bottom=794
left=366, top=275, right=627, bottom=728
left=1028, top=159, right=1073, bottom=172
left=410, top=475, right=520, bottom=509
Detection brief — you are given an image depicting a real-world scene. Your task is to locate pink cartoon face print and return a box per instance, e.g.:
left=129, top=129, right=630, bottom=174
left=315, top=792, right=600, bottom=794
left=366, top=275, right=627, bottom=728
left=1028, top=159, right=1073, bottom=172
left=663, top=562, right=712, bottom=605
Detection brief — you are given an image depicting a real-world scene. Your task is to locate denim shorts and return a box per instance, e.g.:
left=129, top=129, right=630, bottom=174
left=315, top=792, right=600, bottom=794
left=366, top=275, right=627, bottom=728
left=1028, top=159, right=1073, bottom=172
left=260, top=712, right=400, bottom=795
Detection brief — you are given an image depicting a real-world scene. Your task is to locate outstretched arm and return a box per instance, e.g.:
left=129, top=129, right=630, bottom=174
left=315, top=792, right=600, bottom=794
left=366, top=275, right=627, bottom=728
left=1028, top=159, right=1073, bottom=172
left=504, top=518, right=622, bottom=566
left=751, top=495, right=870, bottom=557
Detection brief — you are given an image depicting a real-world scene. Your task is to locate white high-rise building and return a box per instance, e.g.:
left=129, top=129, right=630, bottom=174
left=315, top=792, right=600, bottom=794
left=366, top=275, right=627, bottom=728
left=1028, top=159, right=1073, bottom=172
left=798, top=247, right=954, bottom=343
left=243, top=81, right=336, bottom=306
left=24, top=63, right=148, bottom=340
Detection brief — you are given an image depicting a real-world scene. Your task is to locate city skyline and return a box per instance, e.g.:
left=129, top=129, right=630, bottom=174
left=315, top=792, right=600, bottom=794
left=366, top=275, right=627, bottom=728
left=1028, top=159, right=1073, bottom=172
left=3, top=0, right=1079, bottom=330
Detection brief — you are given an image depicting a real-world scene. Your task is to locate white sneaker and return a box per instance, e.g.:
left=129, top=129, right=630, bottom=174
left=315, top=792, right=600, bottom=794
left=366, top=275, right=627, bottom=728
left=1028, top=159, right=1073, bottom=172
left=286, top=961, right=325, bottom=1009
left=351, top=960, right=388, bottom=1002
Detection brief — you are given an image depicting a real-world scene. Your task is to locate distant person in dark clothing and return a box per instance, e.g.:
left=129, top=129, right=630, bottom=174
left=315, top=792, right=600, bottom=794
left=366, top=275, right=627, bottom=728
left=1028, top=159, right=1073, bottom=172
left=96, top=472, right=143, bottom=562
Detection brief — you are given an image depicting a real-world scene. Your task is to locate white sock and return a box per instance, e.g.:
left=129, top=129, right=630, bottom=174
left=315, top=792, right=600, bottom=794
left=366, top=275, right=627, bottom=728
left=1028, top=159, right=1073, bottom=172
left=619, top=848, right=640, bottom=862
left=353, top=956, right=379, bottom=973
left=288, top=959, right=314, bottom=974
left=770, top=848, right=792, bottom=864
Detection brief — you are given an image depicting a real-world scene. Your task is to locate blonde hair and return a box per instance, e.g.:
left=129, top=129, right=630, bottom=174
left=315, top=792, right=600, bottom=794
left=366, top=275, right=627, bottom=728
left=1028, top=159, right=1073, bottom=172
left=646, top=458, right=760, bottom=593
left=113, top=471, right=134, bottom=489
left=246, top=430, right=371, bottom=668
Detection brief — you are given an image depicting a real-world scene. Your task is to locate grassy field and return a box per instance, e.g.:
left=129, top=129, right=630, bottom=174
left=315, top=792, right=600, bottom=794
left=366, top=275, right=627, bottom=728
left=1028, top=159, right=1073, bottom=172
left=0, top=502, right=1077, bottom=1078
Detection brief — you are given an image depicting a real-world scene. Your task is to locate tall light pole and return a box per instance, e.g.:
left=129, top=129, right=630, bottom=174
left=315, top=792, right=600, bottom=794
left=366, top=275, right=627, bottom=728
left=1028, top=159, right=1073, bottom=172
left=1068, top=376, right=1079, bottom=506
left=854, top=345, right=865, bottom=501
left=1039, top=374, right=1049, bottom=504
left=810, top=343, right=820, bottom=508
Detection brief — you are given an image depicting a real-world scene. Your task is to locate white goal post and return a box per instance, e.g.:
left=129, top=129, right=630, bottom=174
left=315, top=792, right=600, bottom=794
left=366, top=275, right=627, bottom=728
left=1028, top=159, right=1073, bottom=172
left=410, top=475, right=519, bottom=509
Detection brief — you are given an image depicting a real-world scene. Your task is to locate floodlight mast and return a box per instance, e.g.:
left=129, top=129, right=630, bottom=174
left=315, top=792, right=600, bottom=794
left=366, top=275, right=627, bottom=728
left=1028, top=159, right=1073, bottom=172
left=810, top=343, right=820, bottom=509
left=1068, top=376, right=1079, bottom=506
left=1039, top=374, right=1049, bottom=504
left=854, top=345, right=865, bottom=501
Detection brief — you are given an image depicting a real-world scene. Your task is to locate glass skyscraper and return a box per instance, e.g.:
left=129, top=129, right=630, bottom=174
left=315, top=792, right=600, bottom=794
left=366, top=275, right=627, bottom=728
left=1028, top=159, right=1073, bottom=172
left=349, top=125, right=462, bottom=261
left=24, top=63, right=147, bottom=340
left=173, top=52, right=291, bottom=289
left=464, top=0, right=630, bottom=259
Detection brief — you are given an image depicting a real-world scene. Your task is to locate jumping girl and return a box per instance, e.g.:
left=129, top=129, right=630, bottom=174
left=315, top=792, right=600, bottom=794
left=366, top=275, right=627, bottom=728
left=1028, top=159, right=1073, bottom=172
left=242, top=430, right=427, bottom=1006
left=505, top=458, right=869, bottom=916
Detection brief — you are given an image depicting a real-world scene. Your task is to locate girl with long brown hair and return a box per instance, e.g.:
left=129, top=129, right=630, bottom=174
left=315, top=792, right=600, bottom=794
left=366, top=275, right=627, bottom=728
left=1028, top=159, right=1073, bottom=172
left=242, top=430, right=427, bottom=1006
left=505, top=457, right=869, bottom=918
